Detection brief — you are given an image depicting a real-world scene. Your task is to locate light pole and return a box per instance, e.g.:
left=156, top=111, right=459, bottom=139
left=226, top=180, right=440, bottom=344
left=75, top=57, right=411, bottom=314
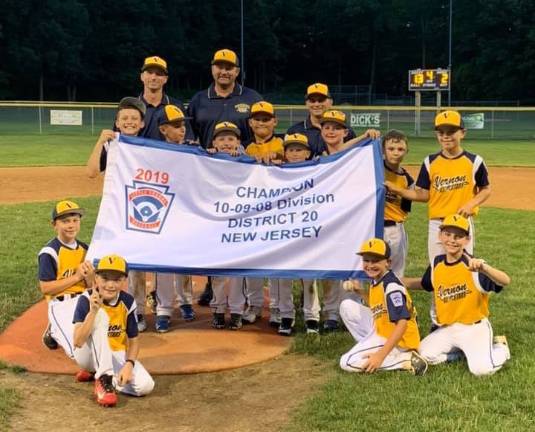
left=448, top=0, right=452, bottom=106
left=240, top=0, right=245, bottom=86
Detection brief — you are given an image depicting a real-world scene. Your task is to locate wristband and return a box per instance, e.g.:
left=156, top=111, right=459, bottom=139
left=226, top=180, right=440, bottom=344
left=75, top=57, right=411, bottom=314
left=126, top=359, right=135, bottom=367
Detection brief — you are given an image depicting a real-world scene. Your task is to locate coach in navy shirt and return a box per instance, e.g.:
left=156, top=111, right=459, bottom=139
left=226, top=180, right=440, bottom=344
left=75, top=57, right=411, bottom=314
left=187, top=49, right=262, bottom=148
left=287, top=83, right=356, bottom=157
left=137, top=56, right=193, bottom=141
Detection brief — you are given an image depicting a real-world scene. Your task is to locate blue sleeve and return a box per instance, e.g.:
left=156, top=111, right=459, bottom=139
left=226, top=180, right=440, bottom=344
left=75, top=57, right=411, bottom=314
left=346, top=127, right=357, bottom=140
left=478, top=272, right=503, bottom=293
left=421, top=266, right=433, bottom=292
left=475, top=162, right=490, bottom=187
left=38, top=253, right=57, bottom=281
left=415, top=162, right=430, bottom=189
left=73, top=295, right=90, bottom=323
left=386, top=290, right=411, bottom=322
left=126, top=310, right=139, bottom=338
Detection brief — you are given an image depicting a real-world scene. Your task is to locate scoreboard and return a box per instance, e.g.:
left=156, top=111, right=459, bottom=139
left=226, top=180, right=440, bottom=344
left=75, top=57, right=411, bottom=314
left=408, top=69, right=450, bottom=91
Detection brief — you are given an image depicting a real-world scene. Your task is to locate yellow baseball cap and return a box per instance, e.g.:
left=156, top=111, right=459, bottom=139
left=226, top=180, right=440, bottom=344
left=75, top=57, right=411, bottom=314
left=96, top=254, right=128, bottom=275
left=439, top=214, right=470, bottom=235
left=357, top=238, right=391, bottom=259
left=212, top=49, right=239, bottom=67
left=306, top=83, right=330, bottom=99
left=213, top=121, right=241, bottom=138
left=434, top=110, right=464, bottom=129
left=52, top=200, right=84, bottom=220
left=159, top=105, right=189, bottom=125
left=141, top=56, right=168, bottom=74
left=283, top=133, right=309, bottom=149
left=320, top=110, right=348, bottom=128
left=250, top=101, right=275, bottom=118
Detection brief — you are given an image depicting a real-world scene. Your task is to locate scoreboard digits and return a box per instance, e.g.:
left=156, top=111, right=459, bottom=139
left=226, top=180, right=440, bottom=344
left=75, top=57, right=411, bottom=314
left=408, top=69, right=450, bottom=91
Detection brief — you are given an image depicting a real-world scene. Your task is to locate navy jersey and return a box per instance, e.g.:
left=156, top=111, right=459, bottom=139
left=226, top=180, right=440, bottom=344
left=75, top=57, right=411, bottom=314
left=187, top=83, right=262, bottom=148
left=138, top=93, right=193, bottom=142
left=286, top=116, right=357, bottom=157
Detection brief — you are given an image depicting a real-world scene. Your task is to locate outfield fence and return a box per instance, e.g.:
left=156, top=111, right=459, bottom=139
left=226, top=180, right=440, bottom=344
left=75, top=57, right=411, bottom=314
left=0, top=101, right=534, bottom=139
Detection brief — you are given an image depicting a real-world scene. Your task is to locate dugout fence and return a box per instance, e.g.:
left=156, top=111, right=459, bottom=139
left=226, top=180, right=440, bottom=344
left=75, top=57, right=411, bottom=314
left=0, top=101, right=533, bottom=140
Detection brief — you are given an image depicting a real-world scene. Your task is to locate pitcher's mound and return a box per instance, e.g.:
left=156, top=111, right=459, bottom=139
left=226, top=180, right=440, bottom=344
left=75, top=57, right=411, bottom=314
left=0, top=301, right=290, bottom=375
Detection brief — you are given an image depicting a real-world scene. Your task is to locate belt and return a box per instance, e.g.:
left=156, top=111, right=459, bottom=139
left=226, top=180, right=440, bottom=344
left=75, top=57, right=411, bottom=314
left=384, top=220, right=397, bottom=227
left=54, top=292, right=82, bottom=302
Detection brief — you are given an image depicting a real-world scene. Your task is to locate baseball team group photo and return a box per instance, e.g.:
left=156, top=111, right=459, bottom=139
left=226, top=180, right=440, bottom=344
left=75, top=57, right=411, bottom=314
left=1, top=1, right=535, bottom=431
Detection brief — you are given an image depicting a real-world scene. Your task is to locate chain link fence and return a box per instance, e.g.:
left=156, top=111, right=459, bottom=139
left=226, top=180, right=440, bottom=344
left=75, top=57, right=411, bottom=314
left=0, top=102, right=534, bottom=140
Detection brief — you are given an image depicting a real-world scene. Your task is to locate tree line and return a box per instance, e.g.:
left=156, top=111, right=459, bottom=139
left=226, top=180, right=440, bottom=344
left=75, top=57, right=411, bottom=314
left=0, top=0, right=533, bottom=104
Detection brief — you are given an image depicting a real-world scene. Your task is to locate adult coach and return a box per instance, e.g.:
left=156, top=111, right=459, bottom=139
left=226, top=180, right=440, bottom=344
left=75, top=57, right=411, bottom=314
left=287, top=83, right=357, bottom=156
left=138, top=55, right=193, bottom=141
left=187, top=48, right=262, bottom=148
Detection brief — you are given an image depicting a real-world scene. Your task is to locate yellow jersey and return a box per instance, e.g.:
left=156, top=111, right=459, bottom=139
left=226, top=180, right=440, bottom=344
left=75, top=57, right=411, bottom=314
left=73, top=290, right=138, bottom=351
left=422, top=254, right=503, bottom=325
left=415, top=150, right=489, bottom=219
left=368, top=271, right=420, bottom=350
left=38, top=237, right=88, bottom=301
left=384, top=163, right=414, bottom=223
left=245, top=135, right=284, bottom=160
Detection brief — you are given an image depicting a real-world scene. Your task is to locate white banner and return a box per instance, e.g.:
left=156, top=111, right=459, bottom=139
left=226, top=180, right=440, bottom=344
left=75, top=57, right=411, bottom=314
left=87, top=136, right=385, bottom=279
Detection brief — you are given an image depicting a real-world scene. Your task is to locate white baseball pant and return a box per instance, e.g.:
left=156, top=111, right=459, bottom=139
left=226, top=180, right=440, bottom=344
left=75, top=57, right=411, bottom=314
left=155, top=273, right=193, bottom=317
left=384, top=222, right=408, bottom=277
left=211, top=277, right=246, bottom=314
left=428, top=217, right=474, bottom=264
left=419, top=318, right=509, bottom=376
left=269, top=279, right=320, bottom=321
left=320, top=279, right=343, bottom=321
left=339, top=298, right=413, bottom=372
left=128, top=271, right=146, bottom=315
left=48, top=294, right=81, bottom=359
left=73, top=309, right=154, bottom=396
left=245, top=277, right=268, bottom=309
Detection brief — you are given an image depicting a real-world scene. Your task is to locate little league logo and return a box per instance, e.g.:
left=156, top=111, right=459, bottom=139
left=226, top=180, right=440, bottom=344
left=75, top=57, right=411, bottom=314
left=125, top=181, right=175, bottom=234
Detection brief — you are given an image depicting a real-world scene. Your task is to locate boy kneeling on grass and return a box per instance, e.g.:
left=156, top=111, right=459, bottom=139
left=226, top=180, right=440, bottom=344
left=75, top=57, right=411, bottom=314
left=405, top=214, right=511, bottom=376
left=73, top=254, right=154, bottom=407
left=339, top=238, right=427, bottom=375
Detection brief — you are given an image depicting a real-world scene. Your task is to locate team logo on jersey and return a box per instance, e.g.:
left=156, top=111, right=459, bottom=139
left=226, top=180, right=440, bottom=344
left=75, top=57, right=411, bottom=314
left=433, top=175, right=469, bottom=192
left=108, top=324, right=123, bottom=338
left=235, top=103, right=250, bottom=113
left=125, top=181, right=175, bottom=234
left=437, top=283, right=471, bottom=303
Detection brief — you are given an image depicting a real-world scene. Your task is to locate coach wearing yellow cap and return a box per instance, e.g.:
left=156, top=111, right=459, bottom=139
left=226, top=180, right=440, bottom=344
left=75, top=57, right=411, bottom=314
left=137, top=55, right=193, bottom=141
left=187, top=48, right=262, bottom=148
left=287, top=83, right=357, bottom=157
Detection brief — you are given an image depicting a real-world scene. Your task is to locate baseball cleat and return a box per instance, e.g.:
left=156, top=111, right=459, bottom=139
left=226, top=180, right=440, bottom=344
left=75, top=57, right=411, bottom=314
left=409, top=351, right=428, bottom=376
left=242, top=306, right=262, bottom=324
left=42, top=324, right=58, bottom=350
left=305, top=320, right=320, bottom=335
left=75, top=369, right=95, bottom=382
left=137, top=314, right=147, bottom=333
left=180, top=304, right=196, bottom=322
left=155, top=315, right=170, bottom=333
left=323, top=319, right=339, bottom=333
left=278, top=318, right=294, bottom=336
left=212, top=313, right=226, bottom=329
left=228, top=313, right=243, bottom=330
left=268, top=308, right=281, bottom=328
left=94, top=374, right=117, bottom=407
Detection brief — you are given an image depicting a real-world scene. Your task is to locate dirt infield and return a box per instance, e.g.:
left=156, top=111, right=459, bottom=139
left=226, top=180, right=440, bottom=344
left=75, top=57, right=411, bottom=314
left=0, top=165, right=534, bottom=209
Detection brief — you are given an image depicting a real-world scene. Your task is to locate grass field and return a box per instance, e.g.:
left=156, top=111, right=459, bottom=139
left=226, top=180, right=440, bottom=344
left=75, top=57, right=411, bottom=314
left=0, top=133, right=534, bottom=167
left=1, top=196, right=534, bottom=430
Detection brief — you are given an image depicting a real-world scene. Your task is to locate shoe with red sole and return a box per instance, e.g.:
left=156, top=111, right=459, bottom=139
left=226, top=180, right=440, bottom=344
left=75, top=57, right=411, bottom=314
left=75, top=369, right=95, bottom=382
left=94, top=374, right=117, bottom=407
